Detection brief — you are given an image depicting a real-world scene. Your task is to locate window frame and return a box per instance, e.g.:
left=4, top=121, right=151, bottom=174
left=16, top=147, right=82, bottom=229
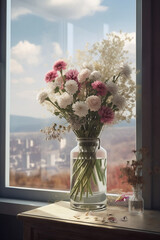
left=1, top=0, right=159, bottom=210
left=136, top=0, right=153, bottom=209
left=140, top=0, right=160, bottom=210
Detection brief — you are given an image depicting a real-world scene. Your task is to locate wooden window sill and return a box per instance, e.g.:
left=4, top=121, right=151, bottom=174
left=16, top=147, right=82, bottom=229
left=18, top=201, right=160, bottom=240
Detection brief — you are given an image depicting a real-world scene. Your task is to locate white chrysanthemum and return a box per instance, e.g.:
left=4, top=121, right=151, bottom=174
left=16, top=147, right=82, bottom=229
left=78, top=68, right=91, bottom=83
left=72, top=101, right=88, bottom=117
left=89, top=71, right=101, bottom=81
left=57, top=92, right=73, bottom=109
left=65, top=80, right=78, bottom=95
left=36, top=91, right=48, bottom=104
left=47, top=82, right=57, bottom=94
left=86, top=95, right=101, bottom=112
left=82, top=62, right=93, bottom=71
left=106, top=81, right=118, bottom=95
left=55, top=76, right=63, bottom=87
left=112, top=94, right=126, bottom=110
left=120, top=64, right=132, bottom=78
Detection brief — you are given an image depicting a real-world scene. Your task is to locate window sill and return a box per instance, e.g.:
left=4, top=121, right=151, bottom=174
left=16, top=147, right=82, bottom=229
left=18, top=201, right=160, bottom=240
left=0, top=194, right=129, bottom=216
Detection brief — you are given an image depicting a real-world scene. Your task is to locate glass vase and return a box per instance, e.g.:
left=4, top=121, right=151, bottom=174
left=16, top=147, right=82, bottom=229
left=70, top=138, right=107, bottom=211
left=128, top=185, right=144, bottom=214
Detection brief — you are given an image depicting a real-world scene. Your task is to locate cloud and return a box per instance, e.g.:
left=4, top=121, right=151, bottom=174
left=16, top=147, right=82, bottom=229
left=11, top=59, right=24, bottom=74
left=12, top=0, right=108, bottom=21
left=12, top=77, right=35, bottom=85
left=22, top=77, right=35, bottom=84
left=52, top=42, right=63, bottom=58
left=11, top=41, right=41, bottom=65
left=16, top=89, right=37, bottom=100
left=11, top=7, right=32, bottom=19
left=11, top=79, right=19, bottom=84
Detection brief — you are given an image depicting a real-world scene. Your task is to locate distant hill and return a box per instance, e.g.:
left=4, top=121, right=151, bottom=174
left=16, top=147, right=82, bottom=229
left=10, top=115, right=62, bottom=132
left=10, top=115, right=135, bottom=133
left=114, top=118, right=135, bottom=128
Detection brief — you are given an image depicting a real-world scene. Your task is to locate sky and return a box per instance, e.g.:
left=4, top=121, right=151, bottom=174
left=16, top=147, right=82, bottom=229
left=9, top=0, right=136, bottom=118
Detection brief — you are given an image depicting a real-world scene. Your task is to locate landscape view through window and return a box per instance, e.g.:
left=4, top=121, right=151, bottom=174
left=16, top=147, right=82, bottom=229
left=9, top=0, right=136, bottom=194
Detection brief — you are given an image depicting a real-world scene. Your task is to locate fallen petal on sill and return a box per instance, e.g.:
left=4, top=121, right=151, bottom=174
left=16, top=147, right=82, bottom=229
left=121, top=216, right=128, bottom=222
left=108, top=216, right=117, bottom=223
left=102, top=217, right=108, bottom=223
left=108, top=213, right=113, bottom=216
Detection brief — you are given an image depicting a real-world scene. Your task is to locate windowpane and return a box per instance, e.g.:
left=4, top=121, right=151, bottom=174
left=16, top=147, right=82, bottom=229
left=8, top=0, right=136, bottom=194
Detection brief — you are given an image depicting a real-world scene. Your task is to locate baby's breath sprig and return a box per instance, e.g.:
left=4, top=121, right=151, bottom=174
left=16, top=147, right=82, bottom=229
left=41, top=123, right=71, bottom=141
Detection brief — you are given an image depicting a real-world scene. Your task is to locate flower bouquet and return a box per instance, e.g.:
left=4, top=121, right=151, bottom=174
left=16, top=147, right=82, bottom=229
left=37, top=33, right=135, bottom=210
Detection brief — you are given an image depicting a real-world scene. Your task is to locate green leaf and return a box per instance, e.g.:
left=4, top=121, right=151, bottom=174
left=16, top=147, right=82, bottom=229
left=54, top=86, right=59, bottom=93
left=54, top=112, right=60, bottom=116
left=108, top=102, right=113, bottom=108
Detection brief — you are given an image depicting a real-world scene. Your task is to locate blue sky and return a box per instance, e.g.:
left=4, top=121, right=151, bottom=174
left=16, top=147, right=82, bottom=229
left=11, top=0, right=136, bottom=46
left=10, top=0, right=136, bottom=118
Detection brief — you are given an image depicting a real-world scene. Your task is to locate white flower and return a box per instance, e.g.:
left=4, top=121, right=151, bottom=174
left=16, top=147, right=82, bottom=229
left=112, top=94, right=126, bottom=110
left=65, top=80, right=78, bottom=95
left=106, top=81, right=118, bottom=95
left=72, top=101, right=88, bottom=117
left=57, top=92, right=73, bottom=109
left=89, top=71, right=101, bottom=81
left=120, top=64, right=132, bottom=78
left=82, top=62, right=93, bottom=71
left=47, top=82, right=57, bottom=94
left=36, top=91, right=48, bottom=104
left=86, top=95, right=101, bottom=112
left=55, top=76, right=63, bottom=87
left=78, top=68, right=91, bottom=83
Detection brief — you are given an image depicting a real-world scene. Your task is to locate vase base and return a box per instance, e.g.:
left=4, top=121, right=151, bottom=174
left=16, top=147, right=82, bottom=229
left=70, top=201, right=106, bottom=211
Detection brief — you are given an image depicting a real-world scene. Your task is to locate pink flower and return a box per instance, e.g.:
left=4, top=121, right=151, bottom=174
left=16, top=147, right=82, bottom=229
left=65, top=69, right=80, bottom=90
left=65, top=69, right=79, bottom=81
left=115, top=195, right=129, bottom=202
left=91, top=81, right=107, bottom=96
left=45, top=70, right=58, bottom=83
left=98, top=106, right=114, bottom=124
left=53, top=59, right=67, bottom=71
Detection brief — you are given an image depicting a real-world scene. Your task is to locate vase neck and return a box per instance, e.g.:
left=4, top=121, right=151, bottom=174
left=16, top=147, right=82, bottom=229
left=133, top=185, right=142, bottom=197
left=77, top=138, right=100, bottom=149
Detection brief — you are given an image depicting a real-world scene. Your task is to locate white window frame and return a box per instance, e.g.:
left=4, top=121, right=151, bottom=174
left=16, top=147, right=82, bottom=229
left=1, top=0, right=159, bottom=210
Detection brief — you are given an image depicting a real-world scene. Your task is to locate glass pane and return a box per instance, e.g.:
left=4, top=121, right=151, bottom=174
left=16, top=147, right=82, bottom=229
left=8, top=0, right=136, bottom=194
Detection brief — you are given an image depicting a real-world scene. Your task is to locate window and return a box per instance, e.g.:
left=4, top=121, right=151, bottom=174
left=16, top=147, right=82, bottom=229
left=8, top=0, right=136, bottom=195
left=2, top=0, right=136, bottom=201
left=1, top=0, right=159, bottom=209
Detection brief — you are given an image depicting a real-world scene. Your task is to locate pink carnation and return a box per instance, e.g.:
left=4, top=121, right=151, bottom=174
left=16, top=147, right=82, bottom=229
left=98, top=106, right=114, bottom=124
left=65, top=69, right=80, bottom=90
left=53, top=59, right=67, bottom=71
left=45, top=70, right=58, bottom=83
left=65, top=69, right=79, bottom=81
left=91, top=81, right=107, bottom=96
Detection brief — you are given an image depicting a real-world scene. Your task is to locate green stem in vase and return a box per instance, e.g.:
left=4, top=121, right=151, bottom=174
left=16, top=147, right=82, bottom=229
left=70, top=142, right=106, bottom=201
